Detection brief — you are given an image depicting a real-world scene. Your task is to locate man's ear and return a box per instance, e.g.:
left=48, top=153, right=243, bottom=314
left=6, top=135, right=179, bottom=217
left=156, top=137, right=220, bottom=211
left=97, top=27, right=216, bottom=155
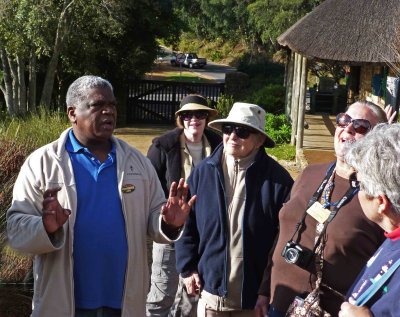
left=67, top=106, right=77, bottom=124
left=377, top=193, right=391, bottom=217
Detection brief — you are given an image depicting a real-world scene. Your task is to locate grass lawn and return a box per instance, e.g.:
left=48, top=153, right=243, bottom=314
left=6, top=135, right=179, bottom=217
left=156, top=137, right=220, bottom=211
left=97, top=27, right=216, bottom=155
left=267, top=144, right=296, bottom=161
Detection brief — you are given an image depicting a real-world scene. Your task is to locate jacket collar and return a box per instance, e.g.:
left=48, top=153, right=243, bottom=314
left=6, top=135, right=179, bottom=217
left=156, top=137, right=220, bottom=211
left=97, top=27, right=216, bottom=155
left=52, top=128, right=124, bottom=159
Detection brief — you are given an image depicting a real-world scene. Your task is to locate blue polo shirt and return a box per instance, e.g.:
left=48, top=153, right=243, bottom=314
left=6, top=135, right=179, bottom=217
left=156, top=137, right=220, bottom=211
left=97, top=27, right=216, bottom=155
left=66, top=130, right=127, bottom=309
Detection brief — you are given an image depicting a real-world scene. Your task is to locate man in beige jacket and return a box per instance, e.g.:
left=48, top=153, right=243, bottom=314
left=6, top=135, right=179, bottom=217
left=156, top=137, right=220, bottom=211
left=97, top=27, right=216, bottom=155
left=7, top=75, right=195, bottom=317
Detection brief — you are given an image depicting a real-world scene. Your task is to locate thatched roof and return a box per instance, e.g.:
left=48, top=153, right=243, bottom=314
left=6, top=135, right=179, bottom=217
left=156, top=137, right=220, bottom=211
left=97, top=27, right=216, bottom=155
left=277, top=0, right=400, bottom=63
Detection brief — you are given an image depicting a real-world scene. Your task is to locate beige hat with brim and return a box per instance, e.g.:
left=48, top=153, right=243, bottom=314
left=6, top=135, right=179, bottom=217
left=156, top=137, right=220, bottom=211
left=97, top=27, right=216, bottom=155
left=175, top=94, right=218, bottom=120
left=208, top=102, right=275, bottom=148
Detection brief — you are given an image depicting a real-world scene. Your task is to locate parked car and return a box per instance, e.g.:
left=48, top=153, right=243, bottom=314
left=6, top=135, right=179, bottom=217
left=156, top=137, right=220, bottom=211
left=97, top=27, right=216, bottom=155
left=171, top=52, right=207, bottom=68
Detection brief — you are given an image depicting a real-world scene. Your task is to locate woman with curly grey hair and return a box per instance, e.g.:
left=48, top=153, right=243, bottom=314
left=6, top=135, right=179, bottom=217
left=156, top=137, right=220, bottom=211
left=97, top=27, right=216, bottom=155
left=340, top=123, right=400, bottom=317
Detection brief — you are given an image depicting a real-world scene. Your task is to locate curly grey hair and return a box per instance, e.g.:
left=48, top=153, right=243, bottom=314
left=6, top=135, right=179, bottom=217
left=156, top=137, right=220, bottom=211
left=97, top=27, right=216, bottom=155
left=66, top=75, right=113, bottom=108
left=346, top=123, right=400, bottom=215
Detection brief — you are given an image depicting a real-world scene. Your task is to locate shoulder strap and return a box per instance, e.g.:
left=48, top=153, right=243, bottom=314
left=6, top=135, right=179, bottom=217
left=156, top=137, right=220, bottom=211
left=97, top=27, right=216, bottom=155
left=355, top=257, right=400, bottom=306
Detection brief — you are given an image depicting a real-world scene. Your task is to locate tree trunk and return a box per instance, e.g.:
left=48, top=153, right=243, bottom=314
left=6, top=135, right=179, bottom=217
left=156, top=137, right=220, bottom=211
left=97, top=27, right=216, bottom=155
left=8, top=56, right=20, bottom=115
left=28, top=50, right=37, bottom=112
left=40, top=0, right=75, bottom=109
left=0, top=47, right=14, bottom=115
left=17, top=55, right=27, bottom=115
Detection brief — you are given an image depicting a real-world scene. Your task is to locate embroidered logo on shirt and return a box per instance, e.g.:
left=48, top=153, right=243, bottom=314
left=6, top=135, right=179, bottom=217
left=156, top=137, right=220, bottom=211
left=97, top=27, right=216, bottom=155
left=126, top=165, right=141, bottom=176
left=122, top=184, right=135, bottom=193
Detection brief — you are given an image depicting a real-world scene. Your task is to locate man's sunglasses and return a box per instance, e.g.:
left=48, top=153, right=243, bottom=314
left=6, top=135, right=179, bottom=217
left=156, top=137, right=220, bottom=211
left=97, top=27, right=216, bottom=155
left=221, top=124, right=255, bottom=139
left=336, top=113, right=371, bottom=134
left=180, top=111, right=209, bottom=121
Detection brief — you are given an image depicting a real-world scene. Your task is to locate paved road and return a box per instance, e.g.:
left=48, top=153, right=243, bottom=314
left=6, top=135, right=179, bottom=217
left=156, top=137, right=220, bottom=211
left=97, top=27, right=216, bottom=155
left=191, top=61, right=237, bottom=83
left=158, top=47, right=236, bottom=83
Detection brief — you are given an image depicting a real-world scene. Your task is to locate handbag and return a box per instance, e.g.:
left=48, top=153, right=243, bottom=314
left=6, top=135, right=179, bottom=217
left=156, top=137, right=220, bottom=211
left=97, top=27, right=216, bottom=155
left=285, top=277, right=331, bottom=317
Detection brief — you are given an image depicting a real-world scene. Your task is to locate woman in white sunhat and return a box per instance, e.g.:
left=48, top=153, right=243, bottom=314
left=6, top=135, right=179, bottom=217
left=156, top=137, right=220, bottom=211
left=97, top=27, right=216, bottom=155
left=175, top=102, right=293, bottom=317
left=146, top=94, right=222, bottom=317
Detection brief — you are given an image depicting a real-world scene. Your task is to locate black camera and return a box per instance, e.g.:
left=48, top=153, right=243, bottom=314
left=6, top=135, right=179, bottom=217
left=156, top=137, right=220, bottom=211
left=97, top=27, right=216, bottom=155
left=281, top=240, right=314, bottom=269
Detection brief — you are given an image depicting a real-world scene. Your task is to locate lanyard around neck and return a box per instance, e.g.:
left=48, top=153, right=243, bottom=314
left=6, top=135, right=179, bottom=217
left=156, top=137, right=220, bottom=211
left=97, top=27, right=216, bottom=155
left=289, top=163, right=359, bottom=247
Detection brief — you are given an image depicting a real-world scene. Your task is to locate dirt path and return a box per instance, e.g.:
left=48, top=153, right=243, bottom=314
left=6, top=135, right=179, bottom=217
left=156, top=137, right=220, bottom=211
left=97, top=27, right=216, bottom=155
left=114, top=124, right=174, bottom=154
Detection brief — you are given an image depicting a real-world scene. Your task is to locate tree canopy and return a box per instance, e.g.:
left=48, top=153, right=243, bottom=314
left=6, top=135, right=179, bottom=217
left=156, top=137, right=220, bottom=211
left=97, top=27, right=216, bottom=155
left=173, top=0, right=322, bottom=53
left=0, top=0, right=177, bottom=114
left=0, top=0, right=322, bottom=115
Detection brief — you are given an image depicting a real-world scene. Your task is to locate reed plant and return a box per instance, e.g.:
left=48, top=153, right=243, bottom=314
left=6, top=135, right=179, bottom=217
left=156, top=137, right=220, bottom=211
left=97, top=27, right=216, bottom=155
left=0, top=108, right=69, bottom=146
left=0, top=108, right=69, bottom=245
left=0, top=108, right=70, bottom=316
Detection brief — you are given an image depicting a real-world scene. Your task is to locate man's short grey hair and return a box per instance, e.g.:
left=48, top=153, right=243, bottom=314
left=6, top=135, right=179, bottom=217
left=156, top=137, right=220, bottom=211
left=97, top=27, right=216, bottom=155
left=346, top=123, right=400, bottom=215
left=66, top=75, right=113, bottom=108
left=347, top=100, right=387, bottom=124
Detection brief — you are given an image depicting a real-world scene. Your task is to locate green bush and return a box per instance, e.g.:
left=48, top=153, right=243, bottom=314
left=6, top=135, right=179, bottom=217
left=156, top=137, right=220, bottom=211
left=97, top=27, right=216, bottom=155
left=236, top=56, right=284, bottom=84
left=248, top=84, right=286, bottom=115
left=265, top=113, right=292, bottom=145
left=176, top=34, right=244, bottom=64
left=178, top=33, right=203, bottom=54
left=215, top=94, right=235, bottom=119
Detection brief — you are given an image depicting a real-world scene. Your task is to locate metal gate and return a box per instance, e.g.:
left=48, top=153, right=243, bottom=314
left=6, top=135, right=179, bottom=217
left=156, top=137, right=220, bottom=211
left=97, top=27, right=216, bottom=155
left=127, top=80, right=225, bottom=124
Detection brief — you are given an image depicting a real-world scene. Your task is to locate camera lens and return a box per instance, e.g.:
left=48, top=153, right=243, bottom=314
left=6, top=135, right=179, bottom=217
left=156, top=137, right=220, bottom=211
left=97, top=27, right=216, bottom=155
left=284, top=248, right=299, bottom=264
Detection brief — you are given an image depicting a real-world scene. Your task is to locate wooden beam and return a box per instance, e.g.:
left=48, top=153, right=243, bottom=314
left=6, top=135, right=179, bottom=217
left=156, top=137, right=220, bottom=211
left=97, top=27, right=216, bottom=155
left=291, top=52, right=300, bottom=145
left=285, top=51, right=295, bottom=118
left=296, top=55, right=308, bottom=150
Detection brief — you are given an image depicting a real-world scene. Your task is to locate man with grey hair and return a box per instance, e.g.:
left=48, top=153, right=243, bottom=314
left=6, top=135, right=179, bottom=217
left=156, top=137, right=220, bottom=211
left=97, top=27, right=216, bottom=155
left=256, top=100, right=389, bottom=317
left=7, top=75, right=195, bottom=317
left=339, top=123, right=400, bottom=317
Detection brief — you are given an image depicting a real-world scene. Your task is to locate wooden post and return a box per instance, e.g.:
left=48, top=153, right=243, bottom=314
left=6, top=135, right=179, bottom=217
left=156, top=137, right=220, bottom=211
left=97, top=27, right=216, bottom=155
left=285, top=51, right=295, bottom=118
left=296, top=56, right=308, bottom=151
left=348, top=66, right=361, bottom=105
left=291, top=53, right=300, bottom=145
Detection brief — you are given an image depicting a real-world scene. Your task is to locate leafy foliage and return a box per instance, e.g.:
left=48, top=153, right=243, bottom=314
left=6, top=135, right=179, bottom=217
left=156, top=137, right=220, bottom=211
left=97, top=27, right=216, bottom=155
left=265, top=113, right=292, bottom=144
left=173, top=0, right=251, bottom=42
left=215, top=94, right=235, bottom=119
left=174, top=0, right=323, bottom=57
left=308, top=60, right=346, bottom=84
left=237, top=57, right=284, bottom=84
left=0, top=109, right=69, bottom=250
left=0, top=0, right=180, bottom=113
left=249, top=84, right=286, bottom=114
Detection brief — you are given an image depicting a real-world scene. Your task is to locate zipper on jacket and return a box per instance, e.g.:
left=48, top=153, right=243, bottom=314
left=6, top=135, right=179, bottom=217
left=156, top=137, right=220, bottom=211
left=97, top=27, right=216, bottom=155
left=223, top=159, right=239, bottom=298
left=227, top=160, right=239, bottom=218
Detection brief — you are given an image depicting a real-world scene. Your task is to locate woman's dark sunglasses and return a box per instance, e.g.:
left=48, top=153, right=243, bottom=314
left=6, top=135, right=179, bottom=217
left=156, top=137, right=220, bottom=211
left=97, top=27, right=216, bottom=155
left=180, top=111, right=209, bottom=121
left=336, top=113, right=371, bottom=134
left=221, top=124, right=254, bottom=139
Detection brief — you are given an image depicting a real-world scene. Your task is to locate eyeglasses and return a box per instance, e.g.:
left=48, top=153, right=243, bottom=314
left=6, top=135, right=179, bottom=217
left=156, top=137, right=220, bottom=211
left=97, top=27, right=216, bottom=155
left=336, top=113, right=371, bottom=134
left=221, top=124, right=254, bottom=139
left=180, top=111, right=209, bottom=121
